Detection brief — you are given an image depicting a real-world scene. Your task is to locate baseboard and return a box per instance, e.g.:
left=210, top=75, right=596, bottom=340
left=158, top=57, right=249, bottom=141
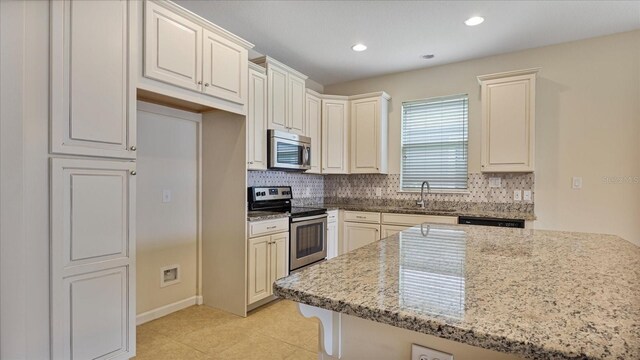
left=196, top=295, right=203, bottom=305
left=136, top=296, right=199, bottom=325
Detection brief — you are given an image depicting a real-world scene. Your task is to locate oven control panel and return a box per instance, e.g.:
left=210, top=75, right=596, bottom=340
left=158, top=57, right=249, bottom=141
left=248, top=186, right=293, bottom=202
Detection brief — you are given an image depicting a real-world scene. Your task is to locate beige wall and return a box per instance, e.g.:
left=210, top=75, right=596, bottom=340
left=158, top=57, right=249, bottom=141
left=136, top=102, right=200, bottom=314
left=326, top=31, right=640, bottom=245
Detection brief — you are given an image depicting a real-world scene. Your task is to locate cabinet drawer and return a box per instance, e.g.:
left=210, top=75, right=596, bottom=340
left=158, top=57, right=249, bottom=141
left=381, top=213, right=458, bottom=226
left=248, top=218, right=289, bottom=238
left=344, top=211, right=380, bottom=224
left=327, top=210, right=338, bottom=223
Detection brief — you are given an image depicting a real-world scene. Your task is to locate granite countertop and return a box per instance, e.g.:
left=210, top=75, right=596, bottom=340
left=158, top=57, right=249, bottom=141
left=321, top=202, right=535, bottom=220
left=247, top=211, right=289, bottom=222
left=274, top=224, right=640, bottom=360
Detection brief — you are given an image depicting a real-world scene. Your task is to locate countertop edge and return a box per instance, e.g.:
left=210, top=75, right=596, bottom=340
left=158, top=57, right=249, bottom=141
left=273, top=285, right=595, bottom=360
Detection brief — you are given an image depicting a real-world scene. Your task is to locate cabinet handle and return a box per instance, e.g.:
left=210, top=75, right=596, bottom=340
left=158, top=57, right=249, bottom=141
left=130, top=170, right=136, bottom=176
left=267, top=226, right=276, bottom=230
left=130, top=146, right=136, bottom=151
left=249, top=161, right=254, bottom=164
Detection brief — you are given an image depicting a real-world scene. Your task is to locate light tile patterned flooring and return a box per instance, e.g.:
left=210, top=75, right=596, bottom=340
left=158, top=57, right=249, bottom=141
left=134, top=300, right=319, bottom=360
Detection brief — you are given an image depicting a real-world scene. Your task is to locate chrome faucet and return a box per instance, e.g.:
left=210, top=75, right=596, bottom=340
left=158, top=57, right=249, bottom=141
left=416, top=181, right=430, bottom=209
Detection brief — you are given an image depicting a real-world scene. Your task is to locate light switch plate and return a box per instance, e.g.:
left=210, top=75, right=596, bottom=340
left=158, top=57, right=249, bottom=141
left=489, top=177, right=502, bottom=188
left=523, top=190, right=532, bottom=201
left=375, top=187, right=382, bottom=197
left=411, top=344, right=453, bottom=360
left=162, top=189, right=172, bottom=203
left=513, top=190, right=522, bottom=201
left=572, top=177, right=583, bottom=189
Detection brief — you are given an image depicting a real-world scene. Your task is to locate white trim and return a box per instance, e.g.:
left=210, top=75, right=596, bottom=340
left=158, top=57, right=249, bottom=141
left=477, top=67, right=540, bottom=84
left=136, top=296, right=199, bottom=325
left=136, top=100, right=202, bottom=123
left=196, top=295, right=204, bottom=305
left=348, top=91, right=390, bottom=101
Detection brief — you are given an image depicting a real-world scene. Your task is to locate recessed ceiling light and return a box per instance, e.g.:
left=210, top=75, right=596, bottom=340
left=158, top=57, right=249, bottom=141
left=464, top=16, right=484, bottom=26
left=351, top=43, right=367, bottom=52
left=422, top=54, right=435, bottom=59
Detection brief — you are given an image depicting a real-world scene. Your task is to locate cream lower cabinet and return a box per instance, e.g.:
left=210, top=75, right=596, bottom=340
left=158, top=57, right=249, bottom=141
left=247, top=64, right=268, bottom=170
left=380, top=225, right=408, bottom=238
left=326, top=210, right=339, bottom=259
left=50, top=158, right=136, bottom=360
left=51, top=0, right=135, bottom=159
left=322, top=97, right=350, bottom=174
left=343, top=222, right=381, bottom=253
left=478, top=68, right=539, bottom=172
left=350, top=92, right=390, bottom=174
left=247, top=230, right=289, bottom=305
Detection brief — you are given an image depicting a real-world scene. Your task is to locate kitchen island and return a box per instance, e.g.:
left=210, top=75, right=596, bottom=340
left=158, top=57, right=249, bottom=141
left=274, top=224, right=640, bottom=360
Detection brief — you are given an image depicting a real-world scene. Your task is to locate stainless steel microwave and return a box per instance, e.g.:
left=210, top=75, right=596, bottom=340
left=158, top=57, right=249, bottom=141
left=268, top=130, right=311, bottom=171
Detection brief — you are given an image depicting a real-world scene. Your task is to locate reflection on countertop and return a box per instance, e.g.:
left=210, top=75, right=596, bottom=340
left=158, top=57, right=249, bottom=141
left=274, top=224, right=640, bottom=360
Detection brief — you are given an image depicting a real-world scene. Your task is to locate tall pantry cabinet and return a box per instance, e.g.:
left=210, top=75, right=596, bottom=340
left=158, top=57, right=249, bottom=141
left=50, top=1, right=136, bottom=359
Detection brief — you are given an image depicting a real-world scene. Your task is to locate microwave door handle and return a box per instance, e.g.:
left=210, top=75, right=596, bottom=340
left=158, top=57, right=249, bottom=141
left=303, top=146, right=311, bottom=166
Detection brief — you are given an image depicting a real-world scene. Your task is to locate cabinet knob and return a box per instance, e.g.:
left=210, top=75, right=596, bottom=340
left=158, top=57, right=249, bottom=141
left=197, top=81, right=202, bottom=85
left=130, top=146, right=136, bottom=151
left=204, top=83, right=210, bottom=87
left=130, top=170, right=136, bottom=176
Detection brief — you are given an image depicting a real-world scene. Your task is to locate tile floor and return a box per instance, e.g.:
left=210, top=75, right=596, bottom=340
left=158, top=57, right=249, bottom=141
left=134, top=300, right=319, bottom=360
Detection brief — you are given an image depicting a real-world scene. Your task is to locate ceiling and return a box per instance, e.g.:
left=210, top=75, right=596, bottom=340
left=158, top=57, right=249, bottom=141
left=175, top=1, right=640, bottom=86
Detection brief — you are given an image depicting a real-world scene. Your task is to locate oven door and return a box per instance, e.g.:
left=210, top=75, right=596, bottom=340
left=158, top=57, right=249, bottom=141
left=290, top=215, right=327, bottom=270
left=269, top=137, right=311, bottom=170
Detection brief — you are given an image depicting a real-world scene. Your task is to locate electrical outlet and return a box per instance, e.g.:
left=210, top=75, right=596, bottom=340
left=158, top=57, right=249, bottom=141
left=411, top=344, right=453, bottom=360
left=489, top=177, right=502, bottom=188
left=523, top=190, right=532, bottom=201
left=162, top=189, right=172, bottom=203
left=375, top=187, right=382, bottom=197
left=572, top=177, right=583, bottom=189
left=513, top=190, right=522, bottom=201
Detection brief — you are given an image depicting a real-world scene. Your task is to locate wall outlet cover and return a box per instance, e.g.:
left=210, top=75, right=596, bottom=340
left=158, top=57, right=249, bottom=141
left=162, top=189, right=172, bottom=203
left=489, top=177, right=502, bottom=188
left=523, top=190, right=532, bottom=201
left=572, top=177, right=583, bottom=189
left=513, top=190, right=522, bottom=201
left=411, top=344, right=453, bottom=360
left=160, top=264, right=181, bottom=287
left=375, top=187, right=382, bottom=197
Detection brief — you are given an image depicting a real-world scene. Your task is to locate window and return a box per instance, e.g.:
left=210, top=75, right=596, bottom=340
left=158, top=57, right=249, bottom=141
left=401, top=95, right=468, bottom=191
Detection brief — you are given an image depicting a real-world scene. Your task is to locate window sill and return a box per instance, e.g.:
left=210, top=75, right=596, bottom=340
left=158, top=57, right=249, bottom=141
left=397, top=189, right=470, bottom=195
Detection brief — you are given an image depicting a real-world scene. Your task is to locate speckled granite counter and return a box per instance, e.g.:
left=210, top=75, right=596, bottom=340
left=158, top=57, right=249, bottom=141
left=322, top=203, right=535, bottom=220
left=247, top=211, right=289, bottom=222
left=274, top=224, right=640, bottom=360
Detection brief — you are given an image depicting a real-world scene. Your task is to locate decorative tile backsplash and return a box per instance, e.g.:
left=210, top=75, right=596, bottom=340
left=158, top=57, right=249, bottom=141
left=325, top=173, right=535, bottom=203
left=248, top=170, right=534, bottom=204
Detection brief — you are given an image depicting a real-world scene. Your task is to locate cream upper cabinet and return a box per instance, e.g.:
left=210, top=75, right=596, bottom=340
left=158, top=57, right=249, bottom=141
left=142, top=1, right=252, bottom=110
left=51, top=0, right=135, bottom=159
left=253, top=56, right=308, bottom=135
left=50, top=158, right=136, bottom=360
left=322, top=97, right=350, bottom=174
left=247, top=64, right=268, bottom=170
left=343, top=221, right=380, bottom=253
left=305, top=90, right=323, bottom=174
left=247, top=224, right=289, bottom=305
left=202, top=29, right=248, bottom=104
left=350, top=92, right=390, bottom=174
left=478, top=68, right=539, bottom=172
left=288, top=74, right=307, bottom=134
left=144, top=1, right=202, bottom=92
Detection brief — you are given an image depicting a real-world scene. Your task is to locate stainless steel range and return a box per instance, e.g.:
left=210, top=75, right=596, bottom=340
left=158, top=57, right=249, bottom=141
left=248, top=186, right=327, bottom=271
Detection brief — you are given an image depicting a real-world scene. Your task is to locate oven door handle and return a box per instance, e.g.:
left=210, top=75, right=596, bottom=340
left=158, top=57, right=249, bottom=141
left=291, top=214, right=328, bottom=222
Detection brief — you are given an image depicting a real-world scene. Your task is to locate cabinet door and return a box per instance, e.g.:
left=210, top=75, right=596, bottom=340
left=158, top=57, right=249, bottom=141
left=287, top=74, right=306, bottom=135
left=343, top=222, right=380, bottom=253
left=322, top=99, right=350, bottom=174
left=350, top=98, right=380, bottom=173
left=381, top=225, right=408, bottom=239
left=327, top=221, right=339, bottom=259
left=480, top=73, right=536, bottom=172
left=51, top=0, right=135, bottom=159
left=270, top=233, right=289, bottom=285
left=51, top=158, right=135, bottom=360
left=202, top=29, right=248, bottom=105
left=248, top=69, right=268, bottom=170
left=248, top=235, right=271, bottom=304
left=144, top=1, right=202, bottom=92
left=305, top=92, right=322, bottom=174
left=267, top=65, right=289, bottom=131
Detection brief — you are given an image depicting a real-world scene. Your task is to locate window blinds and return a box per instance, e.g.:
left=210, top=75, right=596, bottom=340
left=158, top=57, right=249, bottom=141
left=401, top=95, right=468, bottom=191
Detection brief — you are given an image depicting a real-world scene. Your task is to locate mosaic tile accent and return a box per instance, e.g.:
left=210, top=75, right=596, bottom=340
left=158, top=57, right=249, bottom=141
left=247, top=170, right=324, bottom=200
left=324, top=173, right=534, bottom=204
